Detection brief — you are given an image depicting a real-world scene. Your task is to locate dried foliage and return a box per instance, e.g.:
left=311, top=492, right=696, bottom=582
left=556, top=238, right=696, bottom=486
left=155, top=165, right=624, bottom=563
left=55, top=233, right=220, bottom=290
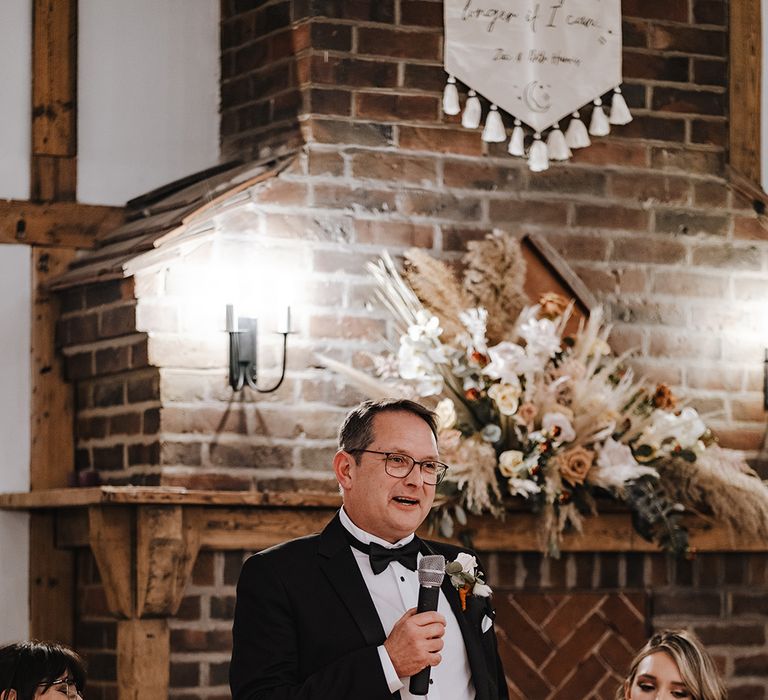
left=462, top=231, right=529, bottom=344
left=403, top=248, right=472, bottom=342
left=660, top=445, right=768, bottom=541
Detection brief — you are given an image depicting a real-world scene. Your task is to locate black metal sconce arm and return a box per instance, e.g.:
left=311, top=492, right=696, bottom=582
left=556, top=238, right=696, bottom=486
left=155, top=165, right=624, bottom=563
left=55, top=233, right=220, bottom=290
left=228, top=317, right=290, bottom=393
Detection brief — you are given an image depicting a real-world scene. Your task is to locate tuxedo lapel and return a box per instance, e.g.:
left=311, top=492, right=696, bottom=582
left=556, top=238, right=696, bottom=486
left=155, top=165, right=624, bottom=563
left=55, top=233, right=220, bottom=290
left=441, top=578, right=490, bottom=700
left=318, top=514, right=386, bottom=648
left=422, top=541, right=490, bottom=700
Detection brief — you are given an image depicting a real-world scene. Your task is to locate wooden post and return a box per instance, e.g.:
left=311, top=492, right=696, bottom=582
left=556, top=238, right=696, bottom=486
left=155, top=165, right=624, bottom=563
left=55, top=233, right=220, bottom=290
left=117, top=619, right=170, bottom=700
left=28, top=247, right=77, bottom=643
left=30, top=247, right=76, bottom=490
left=31, top=0, right=78, bottom=201
left=87, top=504, right=203, bottom=699
left=729, top=0, right=762, bottom=185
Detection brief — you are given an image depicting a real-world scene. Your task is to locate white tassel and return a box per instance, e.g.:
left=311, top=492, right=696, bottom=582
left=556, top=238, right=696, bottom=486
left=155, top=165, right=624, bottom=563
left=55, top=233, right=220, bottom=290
left=442, top=75, right=460, bottom=116
left=589, top=98, right=610, bottom=136
left=565, top=111, right=591, bottom=148
left=546, top=124, right=571, bottom=161
left=462, top=90, right=482, bottom=129
left=508, top=118, right=525, bottom=156
left=482, top=104, right=506, bottom=142
left=609, top=87, right=632, bottom=125
left=528, top=132, right=549, bottom=172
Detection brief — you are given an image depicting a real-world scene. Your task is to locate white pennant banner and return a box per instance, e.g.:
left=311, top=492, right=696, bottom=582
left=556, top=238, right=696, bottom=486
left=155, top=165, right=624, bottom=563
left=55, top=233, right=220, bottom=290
left=443, top=0, right=629, bottom=169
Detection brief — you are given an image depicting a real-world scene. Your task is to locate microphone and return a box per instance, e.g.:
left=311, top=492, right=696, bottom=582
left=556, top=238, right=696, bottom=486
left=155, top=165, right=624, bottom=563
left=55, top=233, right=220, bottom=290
left=409, top=554, right=445, bottom=696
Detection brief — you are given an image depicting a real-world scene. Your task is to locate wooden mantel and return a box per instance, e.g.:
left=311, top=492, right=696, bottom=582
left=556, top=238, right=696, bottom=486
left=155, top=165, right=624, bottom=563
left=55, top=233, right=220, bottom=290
left=1, top=486, right=765, bottom=700
left=2, top=486, right=765, bottom=555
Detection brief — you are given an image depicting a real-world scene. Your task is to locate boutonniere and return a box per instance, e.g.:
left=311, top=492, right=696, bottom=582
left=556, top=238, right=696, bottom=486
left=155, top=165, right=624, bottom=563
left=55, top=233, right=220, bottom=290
left=445, top=552, right=492, bottom=611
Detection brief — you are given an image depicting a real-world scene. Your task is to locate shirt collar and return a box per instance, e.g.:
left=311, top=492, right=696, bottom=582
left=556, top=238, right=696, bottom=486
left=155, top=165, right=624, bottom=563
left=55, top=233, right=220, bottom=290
left=339, top=506, right=415, bottom=550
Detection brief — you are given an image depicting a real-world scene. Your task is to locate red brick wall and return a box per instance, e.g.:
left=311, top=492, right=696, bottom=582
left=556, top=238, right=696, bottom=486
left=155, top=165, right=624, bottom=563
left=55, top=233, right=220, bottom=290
left=56, top=0, right=768, bottom=487
left=72, top=548, right=768, bottom=700
left=54, top=3, right=768, bottom=698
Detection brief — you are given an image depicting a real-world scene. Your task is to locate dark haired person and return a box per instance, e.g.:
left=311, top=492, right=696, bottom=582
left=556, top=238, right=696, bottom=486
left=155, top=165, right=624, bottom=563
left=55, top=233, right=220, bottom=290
left=0, top=641, right=85, bottom=700
left=230, top=398, right=508, bottom=699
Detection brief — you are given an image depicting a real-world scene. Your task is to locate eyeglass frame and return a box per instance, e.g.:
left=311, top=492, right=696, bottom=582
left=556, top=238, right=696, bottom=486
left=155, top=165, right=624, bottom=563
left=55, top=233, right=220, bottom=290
left=38, top=676, right=82, bottom=699
left=349, top=449, right=449, bottom=485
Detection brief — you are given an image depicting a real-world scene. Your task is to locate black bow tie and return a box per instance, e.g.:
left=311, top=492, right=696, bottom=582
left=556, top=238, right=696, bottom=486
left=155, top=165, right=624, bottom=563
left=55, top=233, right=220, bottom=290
left=345, top=531, right=422, bottom=574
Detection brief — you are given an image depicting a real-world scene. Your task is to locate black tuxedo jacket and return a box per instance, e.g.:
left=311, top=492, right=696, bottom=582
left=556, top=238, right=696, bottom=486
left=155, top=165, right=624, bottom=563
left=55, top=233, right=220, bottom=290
left=230, top=514, right=508, bottom=700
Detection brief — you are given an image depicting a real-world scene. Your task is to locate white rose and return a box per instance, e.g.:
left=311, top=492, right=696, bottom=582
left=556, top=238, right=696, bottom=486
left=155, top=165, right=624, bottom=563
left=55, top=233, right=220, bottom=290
left=472, top=582, right=492, bottom=597
left=484, top=342, right=534, bottom=383
left=589, top=438, right=659, bottom=490
left=542, top=412, right=576, bottom=443
left=454, top=552, right=477, bottom=574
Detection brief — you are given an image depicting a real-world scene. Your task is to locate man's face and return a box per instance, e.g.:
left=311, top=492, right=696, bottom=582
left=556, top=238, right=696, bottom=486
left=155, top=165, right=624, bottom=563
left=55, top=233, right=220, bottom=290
left=336, top=410, right=438, bottom=543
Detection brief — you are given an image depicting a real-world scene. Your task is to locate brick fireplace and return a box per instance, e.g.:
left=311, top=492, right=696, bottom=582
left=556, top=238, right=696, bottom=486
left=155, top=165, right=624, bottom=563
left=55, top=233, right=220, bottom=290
left=11, top=1, right=768, bottom=699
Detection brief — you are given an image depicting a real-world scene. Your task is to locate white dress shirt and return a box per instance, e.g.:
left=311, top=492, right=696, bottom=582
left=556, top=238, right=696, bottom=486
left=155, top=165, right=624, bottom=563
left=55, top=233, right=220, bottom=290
left=339, top=507, right=475, bottom=699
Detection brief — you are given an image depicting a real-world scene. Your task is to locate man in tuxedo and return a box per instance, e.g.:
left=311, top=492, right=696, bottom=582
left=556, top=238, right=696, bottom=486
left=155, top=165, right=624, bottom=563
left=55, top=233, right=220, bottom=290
left=230, top=398, right=508, bottom=699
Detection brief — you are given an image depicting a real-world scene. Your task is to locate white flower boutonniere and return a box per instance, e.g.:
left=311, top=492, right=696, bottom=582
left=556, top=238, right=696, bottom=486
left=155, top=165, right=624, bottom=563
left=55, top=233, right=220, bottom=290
left=445, top=552, right=491, bottom=611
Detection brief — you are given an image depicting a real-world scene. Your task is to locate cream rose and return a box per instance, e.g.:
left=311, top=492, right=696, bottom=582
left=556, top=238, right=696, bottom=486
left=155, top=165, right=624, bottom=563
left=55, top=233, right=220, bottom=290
left=488, top=381, right=521, bottom=416
left=498, top=450, right=524, bottom=477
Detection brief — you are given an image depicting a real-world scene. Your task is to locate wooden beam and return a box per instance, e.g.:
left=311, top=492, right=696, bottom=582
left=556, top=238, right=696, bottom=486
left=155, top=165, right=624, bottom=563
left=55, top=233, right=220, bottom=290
left=0, top=199, right=124, bottom=248
left=30, top=246, right=77, bottom=490
left=729, top=0, right=762, bottom=185
left=31, top=0, right=78, bottom=201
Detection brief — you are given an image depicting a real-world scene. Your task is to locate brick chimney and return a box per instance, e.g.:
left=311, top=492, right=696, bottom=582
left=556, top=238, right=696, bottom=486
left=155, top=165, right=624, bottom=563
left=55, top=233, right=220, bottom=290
left=53, top=0, right=768, bottom=492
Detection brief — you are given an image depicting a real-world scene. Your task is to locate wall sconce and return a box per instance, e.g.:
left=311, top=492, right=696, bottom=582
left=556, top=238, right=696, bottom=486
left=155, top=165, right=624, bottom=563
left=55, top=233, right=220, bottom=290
left=227, top=304, right=292, bottom=392
left=764, top=349, right=768, bottom=411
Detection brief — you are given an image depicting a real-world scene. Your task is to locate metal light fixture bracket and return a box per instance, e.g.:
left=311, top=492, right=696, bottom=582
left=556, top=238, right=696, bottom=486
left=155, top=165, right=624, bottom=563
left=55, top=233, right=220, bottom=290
left=228, top=316, right=290, bottom=392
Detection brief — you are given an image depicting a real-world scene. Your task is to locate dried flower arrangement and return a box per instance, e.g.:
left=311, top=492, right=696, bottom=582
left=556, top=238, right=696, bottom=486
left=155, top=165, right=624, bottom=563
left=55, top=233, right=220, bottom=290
left=321, top=232, right=768, bottom=556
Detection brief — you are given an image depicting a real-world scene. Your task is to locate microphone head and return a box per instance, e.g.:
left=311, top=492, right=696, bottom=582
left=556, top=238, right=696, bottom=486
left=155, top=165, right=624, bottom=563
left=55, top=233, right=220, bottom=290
left=417, top=554, right=445, bottom=587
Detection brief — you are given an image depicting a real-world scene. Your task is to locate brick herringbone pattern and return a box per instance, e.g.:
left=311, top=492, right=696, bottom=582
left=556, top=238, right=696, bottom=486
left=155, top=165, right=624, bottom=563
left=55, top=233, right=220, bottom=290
left=494, top=592, right=648, bottom=700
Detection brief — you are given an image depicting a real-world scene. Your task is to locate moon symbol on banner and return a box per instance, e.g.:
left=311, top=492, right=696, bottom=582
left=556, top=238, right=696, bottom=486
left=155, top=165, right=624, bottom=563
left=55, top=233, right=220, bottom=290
left=523, top=81, right=551, bottom=113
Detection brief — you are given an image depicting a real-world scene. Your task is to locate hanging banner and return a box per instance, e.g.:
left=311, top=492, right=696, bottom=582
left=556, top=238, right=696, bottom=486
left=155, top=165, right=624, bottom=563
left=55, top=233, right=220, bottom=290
left=442, top=0, right=629, bottom=169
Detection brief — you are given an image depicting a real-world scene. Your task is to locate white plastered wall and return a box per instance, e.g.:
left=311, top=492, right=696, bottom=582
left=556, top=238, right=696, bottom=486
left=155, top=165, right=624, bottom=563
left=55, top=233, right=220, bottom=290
left=0, top=0, right=31, bottom=200
left=78, top=0, right=220, bottom=206
left=0, top=245, right=31, bottom=643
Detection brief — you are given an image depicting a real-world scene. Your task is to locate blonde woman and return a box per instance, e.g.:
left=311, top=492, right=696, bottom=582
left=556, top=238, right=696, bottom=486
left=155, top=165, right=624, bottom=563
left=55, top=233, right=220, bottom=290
left=618, top=629, right=727, bottom=700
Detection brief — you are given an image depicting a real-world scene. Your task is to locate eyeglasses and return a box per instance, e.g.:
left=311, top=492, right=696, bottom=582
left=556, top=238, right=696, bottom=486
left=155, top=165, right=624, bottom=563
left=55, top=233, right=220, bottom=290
left=40, top=677, right=82, bottom=699
left=351, top=449, right=449, bottom=485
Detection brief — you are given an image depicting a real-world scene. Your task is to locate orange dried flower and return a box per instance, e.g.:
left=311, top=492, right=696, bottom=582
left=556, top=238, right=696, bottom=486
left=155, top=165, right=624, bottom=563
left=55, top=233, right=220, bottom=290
left=538, top=292, right=570, bottom=319
left=459, top=584, right=471, bottom=611
left=653, top=383, right=677, bottom=410
left=465, top=388, right=480, bottom=401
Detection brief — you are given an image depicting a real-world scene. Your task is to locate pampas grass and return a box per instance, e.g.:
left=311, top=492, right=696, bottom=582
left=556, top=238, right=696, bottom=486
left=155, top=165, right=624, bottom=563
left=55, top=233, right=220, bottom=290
left=314, top=354, right=407, bottom=401
left=439, top=434, right=502, bottom=515
left=660, top=445, right=768, bottom=540
left=462, top=231, right=528, bottom=344
left=402, top=248, right=472, bottom=342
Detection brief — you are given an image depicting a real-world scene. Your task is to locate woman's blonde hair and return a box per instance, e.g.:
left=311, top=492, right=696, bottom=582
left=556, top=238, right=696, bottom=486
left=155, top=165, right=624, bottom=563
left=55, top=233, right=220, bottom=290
left=616, top=629, right=727, bottom=700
